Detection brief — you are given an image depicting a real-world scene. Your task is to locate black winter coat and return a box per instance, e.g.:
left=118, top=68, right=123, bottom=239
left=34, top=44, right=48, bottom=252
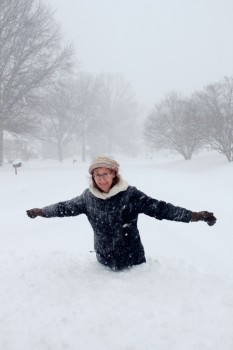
left=42, top=186, right=192, bottom=270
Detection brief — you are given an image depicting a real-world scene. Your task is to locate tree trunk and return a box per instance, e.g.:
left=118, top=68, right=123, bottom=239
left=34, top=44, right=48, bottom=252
left=57, top=142, right=63, bottom=162
left=81, top=132, right=86, bottom=162
left=185, top=154, right=192, bottom=160
left=225, top=153, right=233, bottom=162
left=0, top=129, right=3, bottom=167
left=180, top=150, right=192, bottom=160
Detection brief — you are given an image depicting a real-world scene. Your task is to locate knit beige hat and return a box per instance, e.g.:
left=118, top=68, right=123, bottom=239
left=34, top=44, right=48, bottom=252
left=89, top=156, right=119, bottom=174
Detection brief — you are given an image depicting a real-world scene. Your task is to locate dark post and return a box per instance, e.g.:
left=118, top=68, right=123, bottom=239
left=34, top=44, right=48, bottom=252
left=12, top=160, right=22, bottom=175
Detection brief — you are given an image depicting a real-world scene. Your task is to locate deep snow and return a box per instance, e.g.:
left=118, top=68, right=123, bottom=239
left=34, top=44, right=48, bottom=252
left=0, top=153, right=233, bottom=350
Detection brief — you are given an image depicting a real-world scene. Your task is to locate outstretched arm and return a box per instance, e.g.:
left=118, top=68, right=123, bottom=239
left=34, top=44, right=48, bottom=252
left=26, top=192, right=87, bottom=219
left=130, top=187, right=217, bottom=226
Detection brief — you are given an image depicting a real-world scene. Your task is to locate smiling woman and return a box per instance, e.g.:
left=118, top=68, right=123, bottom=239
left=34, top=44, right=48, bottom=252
left=92, top=170, right=115, bottom=192
left=89, top=156, right=120, bottom=193
left=26, top=155, right=216, bottom=271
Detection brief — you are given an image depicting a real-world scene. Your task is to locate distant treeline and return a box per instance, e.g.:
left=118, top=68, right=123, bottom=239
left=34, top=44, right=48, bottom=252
left=144, top=76, right=233, bottom=162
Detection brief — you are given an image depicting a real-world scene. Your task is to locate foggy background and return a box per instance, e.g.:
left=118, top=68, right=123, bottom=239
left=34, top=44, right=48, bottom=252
left=1, top=0, right=233, bottom=164
left=48, top=0, right=233, bottom=108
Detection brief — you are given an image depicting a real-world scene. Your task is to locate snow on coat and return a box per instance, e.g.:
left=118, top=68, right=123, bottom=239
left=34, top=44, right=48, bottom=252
left=42, top=178, right=192, bottom=270
left=42, top=182, right=192, bottom=270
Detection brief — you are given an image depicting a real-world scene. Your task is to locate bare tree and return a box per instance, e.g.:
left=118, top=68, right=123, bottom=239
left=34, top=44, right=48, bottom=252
left=195, top=76, right=233, bottom=162
left=0, top=0, right=73, bottom=165
left=144, top=93, right=203, bottom=160
left=72, top=72, right=100, bottom=162
left=39, top=73, right=98, bottom=162
left=89, top=74, right=141, bottom=156
left=39, top=78, right=80, bottom=162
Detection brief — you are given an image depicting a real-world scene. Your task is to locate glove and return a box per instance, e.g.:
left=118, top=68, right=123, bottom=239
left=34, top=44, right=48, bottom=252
left=191, top=211, right=217, bottom=226
left=26, top=208, right=44, bottom=219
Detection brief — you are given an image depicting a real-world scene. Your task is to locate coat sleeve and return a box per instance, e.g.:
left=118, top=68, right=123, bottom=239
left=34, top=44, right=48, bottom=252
left=130, top=187, right=192, bottom=223
left=41, top=191, right=87, bottom=218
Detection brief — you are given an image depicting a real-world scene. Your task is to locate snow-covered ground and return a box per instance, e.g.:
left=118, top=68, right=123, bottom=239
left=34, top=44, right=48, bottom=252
left=1, top=152, right=233, bottom=350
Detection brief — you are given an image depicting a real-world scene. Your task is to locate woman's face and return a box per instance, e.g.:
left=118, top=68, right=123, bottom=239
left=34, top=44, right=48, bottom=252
left=93, top=167, right=116, bottom=193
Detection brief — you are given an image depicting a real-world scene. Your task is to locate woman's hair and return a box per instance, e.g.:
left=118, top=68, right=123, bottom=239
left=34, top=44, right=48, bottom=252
left=90, top=170, right=120, bottom=192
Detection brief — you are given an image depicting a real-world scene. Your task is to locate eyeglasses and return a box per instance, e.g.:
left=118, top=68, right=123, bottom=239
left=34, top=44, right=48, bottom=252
left=93, top=172, right=112, bottom=180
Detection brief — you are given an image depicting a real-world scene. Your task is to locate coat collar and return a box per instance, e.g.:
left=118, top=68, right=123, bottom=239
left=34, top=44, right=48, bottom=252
left=89, top=175, right=129, bottom=200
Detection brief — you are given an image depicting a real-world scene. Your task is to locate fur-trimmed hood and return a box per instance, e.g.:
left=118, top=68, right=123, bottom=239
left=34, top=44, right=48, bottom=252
left=89, top=175, right=129, bottom=200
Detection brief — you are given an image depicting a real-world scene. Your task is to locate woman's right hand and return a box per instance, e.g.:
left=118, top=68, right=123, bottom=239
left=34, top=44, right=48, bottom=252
left=26, top=208, right=43, bottom=219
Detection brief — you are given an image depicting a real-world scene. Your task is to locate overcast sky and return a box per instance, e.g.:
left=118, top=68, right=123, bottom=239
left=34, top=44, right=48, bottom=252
left=48, top=0, right=233, bottom=109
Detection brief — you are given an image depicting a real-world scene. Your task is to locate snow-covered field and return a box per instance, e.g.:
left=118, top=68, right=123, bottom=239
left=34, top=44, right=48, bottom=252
left=1, top=153, right=233, bottom=350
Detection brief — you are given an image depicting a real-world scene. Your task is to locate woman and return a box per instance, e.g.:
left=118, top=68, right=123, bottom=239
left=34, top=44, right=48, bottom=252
left=26, top=156, right=217, bottom=271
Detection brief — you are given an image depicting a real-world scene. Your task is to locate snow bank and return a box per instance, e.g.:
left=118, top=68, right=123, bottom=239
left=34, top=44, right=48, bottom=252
left=0, top=153, right=233, bottom=350
left=1, top=251, right=232, bottom=350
